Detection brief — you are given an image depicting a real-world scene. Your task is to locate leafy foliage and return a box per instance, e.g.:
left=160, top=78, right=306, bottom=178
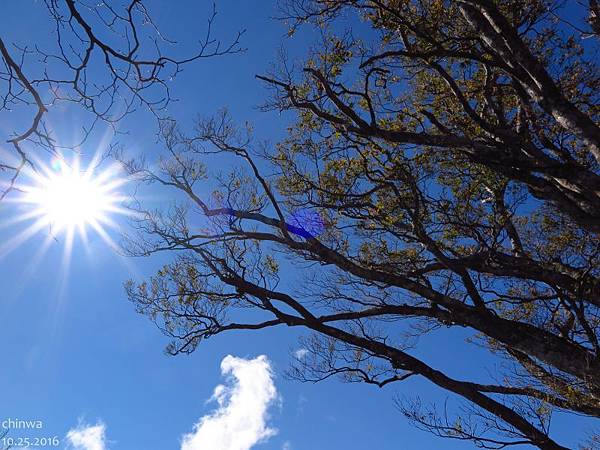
left=123, top=2, right=600, bottom=449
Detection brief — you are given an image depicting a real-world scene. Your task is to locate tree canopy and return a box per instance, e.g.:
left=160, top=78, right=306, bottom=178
left=101, top=1, right=600, bottom=449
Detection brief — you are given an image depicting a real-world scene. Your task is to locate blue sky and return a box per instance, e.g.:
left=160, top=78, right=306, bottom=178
left=0, top=1, right=592, bottom=449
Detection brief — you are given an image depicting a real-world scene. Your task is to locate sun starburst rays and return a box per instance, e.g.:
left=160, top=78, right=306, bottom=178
left=1, top=154, right=130, bottom=264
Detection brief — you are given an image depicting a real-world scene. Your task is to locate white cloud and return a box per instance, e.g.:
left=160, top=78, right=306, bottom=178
left=293, top=349, right=308, bottom=360
left=282, top=441, right=292, bottom=450
left=66, top=421, right=107, bottom=450
left=181, top=355, right=278, bottom=450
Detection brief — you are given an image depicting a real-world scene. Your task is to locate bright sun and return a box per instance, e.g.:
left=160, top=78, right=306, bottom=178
left=28, top=167, right=115, bottom=231
left=17, top=156, right=127, bottom=242
left=0, top=154, right=129, bottom=275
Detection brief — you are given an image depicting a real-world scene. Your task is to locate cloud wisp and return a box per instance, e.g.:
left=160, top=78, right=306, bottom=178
left=293, top=349, right=309, bottom=360
left=181, top=355, right=278, bottom=450
left=65, top=421, right=107, bottom=450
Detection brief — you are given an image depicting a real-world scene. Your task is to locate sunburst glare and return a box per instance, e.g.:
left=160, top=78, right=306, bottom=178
left=1, top=154, right=129, bottom=263
left=25, top=161, right=119, bottom=232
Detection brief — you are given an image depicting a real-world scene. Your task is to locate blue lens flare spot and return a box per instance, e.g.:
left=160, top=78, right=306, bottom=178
left=288, top=208, right=325, bottom=238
